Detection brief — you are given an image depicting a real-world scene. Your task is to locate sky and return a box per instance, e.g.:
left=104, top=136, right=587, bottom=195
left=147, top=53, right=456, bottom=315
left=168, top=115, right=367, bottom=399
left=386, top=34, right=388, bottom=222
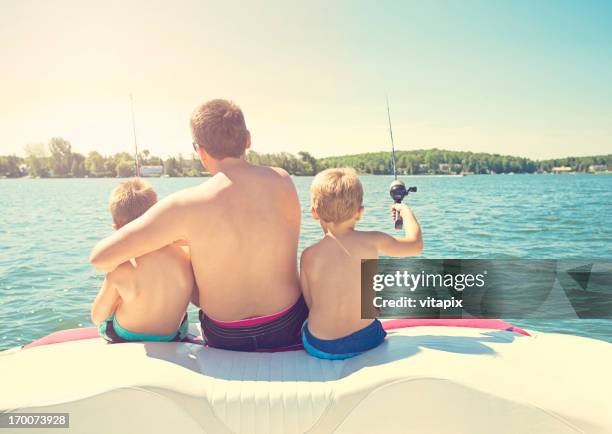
left=0, top=0, right=611, bottom=160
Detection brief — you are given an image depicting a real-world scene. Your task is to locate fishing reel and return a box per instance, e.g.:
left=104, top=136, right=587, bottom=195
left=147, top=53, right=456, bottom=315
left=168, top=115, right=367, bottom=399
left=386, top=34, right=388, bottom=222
left=390, top=180, right=417, bottom=229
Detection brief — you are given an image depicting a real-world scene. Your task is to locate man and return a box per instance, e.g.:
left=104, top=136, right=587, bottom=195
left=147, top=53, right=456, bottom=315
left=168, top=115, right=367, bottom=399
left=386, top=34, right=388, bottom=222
left=90, top=99, right=307, bottom=351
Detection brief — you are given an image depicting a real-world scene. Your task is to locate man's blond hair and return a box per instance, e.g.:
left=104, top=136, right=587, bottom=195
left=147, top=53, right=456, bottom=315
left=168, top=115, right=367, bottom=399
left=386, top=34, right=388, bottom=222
left=190, top=99, right=248, bottom=159
left=109, top=178, right=157, bottom=227
left=310, top=168, right=363, bottom=223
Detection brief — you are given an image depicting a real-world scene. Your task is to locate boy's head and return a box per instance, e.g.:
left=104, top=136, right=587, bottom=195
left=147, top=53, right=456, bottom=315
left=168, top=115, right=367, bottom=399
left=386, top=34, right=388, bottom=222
left=310, top=168, right=364, bottom=224
left=109, top=178, right=157, bottom=229
left=190, top=99, right=251, bottom=163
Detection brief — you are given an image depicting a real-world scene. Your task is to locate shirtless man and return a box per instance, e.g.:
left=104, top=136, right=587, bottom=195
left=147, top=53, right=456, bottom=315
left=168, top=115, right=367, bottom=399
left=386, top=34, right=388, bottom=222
left=90, top=99, right=306, bottom=351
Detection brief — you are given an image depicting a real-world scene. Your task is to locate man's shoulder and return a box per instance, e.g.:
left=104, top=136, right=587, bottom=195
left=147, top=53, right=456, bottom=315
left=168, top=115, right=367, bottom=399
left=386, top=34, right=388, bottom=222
left=168, top=177, right=225, bottom=207
left=269, top=166, right=291, bottom=178
left=244, top=165, right=297, bottom=198
left=249, top=165, right=293, bottom=184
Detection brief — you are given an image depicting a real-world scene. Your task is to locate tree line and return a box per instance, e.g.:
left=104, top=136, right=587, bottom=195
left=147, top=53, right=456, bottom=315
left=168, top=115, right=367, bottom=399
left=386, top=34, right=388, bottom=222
left=0, top=138, right=204, bottom=178
left=0, top=139, right=610, bottom=178
left=317, top=149, right=612, bottom=175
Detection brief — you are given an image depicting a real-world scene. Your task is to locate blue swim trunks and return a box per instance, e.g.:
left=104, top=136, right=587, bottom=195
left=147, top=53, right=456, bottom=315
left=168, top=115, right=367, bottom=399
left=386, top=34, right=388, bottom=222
left=99, top=314, right=189, bottom=343
left=302, top=319, right=387, bottom=360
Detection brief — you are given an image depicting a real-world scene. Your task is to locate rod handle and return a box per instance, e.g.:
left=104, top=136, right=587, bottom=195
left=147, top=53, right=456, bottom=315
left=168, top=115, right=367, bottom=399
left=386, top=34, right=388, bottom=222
left=394, top=214, right=403, bottom=230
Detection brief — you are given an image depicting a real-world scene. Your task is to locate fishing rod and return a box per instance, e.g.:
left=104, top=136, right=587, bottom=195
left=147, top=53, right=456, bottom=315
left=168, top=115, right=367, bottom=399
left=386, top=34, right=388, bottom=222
left=386, top=97, right=417, bottom=230
left=130, top=93, right=140, bottom=177
left=387, top=96, right=398, bottom=180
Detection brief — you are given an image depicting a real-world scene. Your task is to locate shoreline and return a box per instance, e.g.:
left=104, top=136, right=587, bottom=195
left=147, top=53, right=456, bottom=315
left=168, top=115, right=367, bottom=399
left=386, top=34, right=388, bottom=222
left=2, top=172, right=611, bottom=180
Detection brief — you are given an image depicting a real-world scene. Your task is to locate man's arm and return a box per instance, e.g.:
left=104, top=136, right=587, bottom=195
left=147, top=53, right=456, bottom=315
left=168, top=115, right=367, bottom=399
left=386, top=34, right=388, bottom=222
left=90, top=194, right=189, bottom=272
left=373, top=204, right=423, bottom=257
left=91, top=277, right=120, bottom=325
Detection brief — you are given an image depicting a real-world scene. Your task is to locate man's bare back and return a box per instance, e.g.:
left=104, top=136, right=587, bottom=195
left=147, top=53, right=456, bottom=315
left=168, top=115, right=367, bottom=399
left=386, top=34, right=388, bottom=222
left=180, top=162, right=301, bottom=319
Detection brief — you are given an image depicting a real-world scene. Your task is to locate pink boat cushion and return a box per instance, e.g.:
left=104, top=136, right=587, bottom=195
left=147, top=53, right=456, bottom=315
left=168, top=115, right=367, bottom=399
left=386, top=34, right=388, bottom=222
left=23, top=318, right=528, bottom=350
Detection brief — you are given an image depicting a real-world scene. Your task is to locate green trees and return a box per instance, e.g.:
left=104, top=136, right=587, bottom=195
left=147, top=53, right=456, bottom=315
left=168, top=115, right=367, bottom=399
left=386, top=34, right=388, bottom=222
left=70, top=153, right=86, bottom=177
left=85, top=151, right=105, bottom=176
left=163, top=157, right=179, bottom=177
left=245, top=151, right=321, bottom=175
left=317, top=150, right=611, bottom=175
left=116, top=160, right=135, bottom=177
left=48, top=137, right=74, bottom=177
left=24, top=143, right=50, bottom=177
left=0, top=155, right=24, bottom=177
left=3, top=141, right=610, bottom=178
left=298, top=151, right=318, bottom=175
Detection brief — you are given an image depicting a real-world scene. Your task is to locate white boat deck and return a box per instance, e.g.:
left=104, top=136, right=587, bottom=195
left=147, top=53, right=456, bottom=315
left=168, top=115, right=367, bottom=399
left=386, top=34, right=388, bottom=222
left=1, top=326, right=611, bottom=434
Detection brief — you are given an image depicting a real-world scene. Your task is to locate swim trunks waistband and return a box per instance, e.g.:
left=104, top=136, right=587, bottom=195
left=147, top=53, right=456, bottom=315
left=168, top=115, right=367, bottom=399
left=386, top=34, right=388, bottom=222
left=206, top=303, right=294, bottom=328
left=302, top=319, right=387, bottom=360
left=99, top=314, right=189, bottom=343
left=199, top=295, right=308, bottom=352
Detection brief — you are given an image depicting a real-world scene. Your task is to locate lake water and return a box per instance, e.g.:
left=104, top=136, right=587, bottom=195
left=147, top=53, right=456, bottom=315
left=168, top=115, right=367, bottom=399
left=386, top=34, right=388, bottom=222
left=1, top=174, right=611, bottom=349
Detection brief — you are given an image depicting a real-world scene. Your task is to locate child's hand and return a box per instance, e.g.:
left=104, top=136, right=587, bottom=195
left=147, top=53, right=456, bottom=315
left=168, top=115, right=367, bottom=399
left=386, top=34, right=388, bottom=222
left=376, top=204, right=423, bottom=256
left=391, top=203, right=413, bottom=221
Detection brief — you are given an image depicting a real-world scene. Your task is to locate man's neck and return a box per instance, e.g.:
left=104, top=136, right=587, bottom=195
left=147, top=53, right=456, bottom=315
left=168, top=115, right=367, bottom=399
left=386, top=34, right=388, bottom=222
left=208, top=156, right=249, bottom=175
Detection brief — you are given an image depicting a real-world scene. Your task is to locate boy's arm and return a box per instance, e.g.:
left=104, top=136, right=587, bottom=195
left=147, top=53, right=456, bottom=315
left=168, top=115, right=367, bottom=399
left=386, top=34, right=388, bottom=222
left=299, top=248, right=313, bottom=308
left=91, top=277, right=120, bottom=325
left=373, top=204, right=423, bottom=256
left=90, top=193, right=189, bottom=273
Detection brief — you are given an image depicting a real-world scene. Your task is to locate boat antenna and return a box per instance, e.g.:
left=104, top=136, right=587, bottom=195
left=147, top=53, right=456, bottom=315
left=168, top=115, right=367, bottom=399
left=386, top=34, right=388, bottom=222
left=386, top=95, right=397, bottom=180
left=130, top=93, right=140, bottom=177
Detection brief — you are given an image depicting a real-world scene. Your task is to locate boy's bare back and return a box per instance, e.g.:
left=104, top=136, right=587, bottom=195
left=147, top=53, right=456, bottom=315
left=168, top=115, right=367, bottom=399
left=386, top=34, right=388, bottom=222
left=301, top=231, right=380, bottom=339
left=301, top=168, right=422, bottom=342
left=91, top=178, right=194, bottom=336
left=110, top=245, right=193, bottom=335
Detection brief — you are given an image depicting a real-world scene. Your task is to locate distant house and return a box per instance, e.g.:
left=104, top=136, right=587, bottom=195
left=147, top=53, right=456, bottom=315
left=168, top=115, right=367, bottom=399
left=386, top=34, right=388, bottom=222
left=589, top=164, right=608, bottom=173
left=552, top=166, right=573, bottom=174
left=140, top=165, right=163, bottom=177
left=438, top=163, right=450, bottom=172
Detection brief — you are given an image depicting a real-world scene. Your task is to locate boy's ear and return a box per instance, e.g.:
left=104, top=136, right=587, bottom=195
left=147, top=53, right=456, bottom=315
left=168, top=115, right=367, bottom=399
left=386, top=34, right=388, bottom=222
left=311, top=207, right=320, bottom=220
left=355, top=206, right=365, bottom=221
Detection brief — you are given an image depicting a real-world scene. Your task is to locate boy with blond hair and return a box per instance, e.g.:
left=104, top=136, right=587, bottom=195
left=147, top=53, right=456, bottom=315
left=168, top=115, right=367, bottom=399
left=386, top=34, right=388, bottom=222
left=300, top=168, right=423, bottom=359
left=91, top=178, right=194, bottom=342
